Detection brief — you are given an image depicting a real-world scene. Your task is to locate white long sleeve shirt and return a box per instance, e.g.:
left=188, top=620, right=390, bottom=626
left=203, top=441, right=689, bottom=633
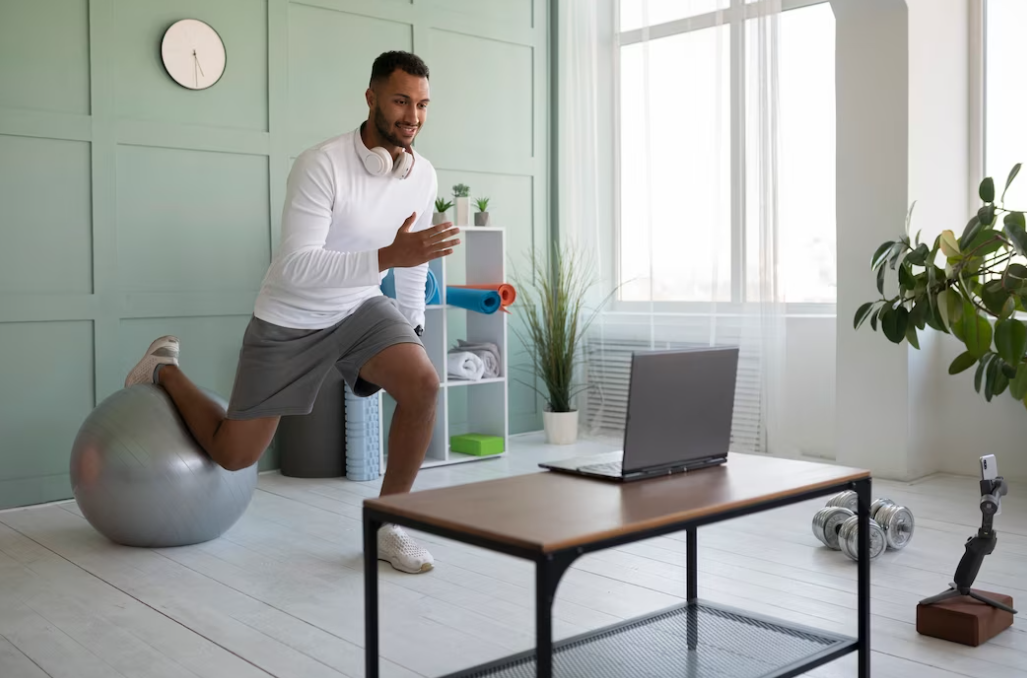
left=253, top=126, right=437, bottom=330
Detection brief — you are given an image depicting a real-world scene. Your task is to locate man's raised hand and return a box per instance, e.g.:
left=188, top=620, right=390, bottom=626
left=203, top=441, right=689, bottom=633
left=379, top=213, right=461, bottom=270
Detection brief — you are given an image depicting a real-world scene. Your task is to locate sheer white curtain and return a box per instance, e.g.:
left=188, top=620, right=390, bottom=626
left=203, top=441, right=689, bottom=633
left=559, top=0, right=789, bottom=455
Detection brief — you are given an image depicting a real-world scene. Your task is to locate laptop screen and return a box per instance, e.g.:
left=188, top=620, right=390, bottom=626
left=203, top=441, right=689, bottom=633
left=621, top=346, right=739, bottom=473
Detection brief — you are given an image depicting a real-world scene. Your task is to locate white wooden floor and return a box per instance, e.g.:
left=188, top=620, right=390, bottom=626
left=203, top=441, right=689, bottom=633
left=1, top=433, right=1025, bottom=678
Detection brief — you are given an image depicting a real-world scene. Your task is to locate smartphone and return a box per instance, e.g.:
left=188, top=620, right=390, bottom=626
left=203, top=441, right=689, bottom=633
left=980, top=454, right=1001, bottom=515
left=981, top=454, right=998, bottom=481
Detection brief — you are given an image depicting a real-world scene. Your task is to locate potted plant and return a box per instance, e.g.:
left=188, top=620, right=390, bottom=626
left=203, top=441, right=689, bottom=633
left=512, top=247, right=610, bottom=444
left=474, top=196, right=491, bottom=226
left=453, top=183, right=470, bottom=226
left=855, top=163, right=1027, bottom=407
left=433, top=197, right=453, bottom=226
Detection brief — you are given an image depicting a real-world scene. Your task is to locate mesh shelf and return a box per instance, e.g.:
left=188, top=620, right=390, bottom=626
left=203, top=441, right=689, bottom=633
left=442, top=600, right=856, bottom=678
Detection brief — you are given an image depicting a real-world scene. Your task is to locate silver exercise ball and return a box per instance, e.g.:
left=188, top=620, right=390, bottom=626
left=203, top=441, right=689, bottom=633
left=69, top=384, right=257, bottom=548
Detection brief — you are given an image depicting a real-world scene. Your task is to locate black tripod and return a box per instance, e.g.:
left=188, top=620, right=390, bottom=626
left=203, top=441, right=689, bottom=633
left=919, top=477, right=1018, bottom=614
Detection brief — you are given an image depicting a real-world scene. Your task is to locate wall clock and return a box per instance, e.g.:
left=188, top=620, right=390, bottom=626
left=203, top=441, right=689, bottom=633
left=161, top=19, right=226, bottom=90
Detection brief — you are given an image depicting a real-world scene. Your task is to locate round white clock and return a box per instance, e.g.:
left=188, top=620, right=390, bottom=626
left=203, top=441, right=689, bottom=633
left=161, top=19, right=226, bottom=90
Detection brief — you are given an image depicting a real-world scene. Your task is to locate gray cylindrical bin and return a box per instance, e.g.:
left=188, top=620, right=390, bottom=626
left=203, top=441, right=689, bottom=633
left=276, top=368, right=346, bottom=478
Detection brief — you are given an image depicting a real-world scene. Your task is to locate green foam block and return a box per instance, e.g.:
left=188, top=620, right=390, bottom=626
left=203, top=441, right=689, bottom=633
left=449, top=433, right=504, bottom=457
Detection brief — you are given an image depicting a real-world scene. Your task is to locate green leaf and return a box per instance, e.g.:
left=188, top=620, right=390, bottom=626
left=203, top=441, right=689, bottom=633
left=1008, top=263, right=1027, bottom=281
left=949, top=351, right=977, bottom=374
left=985, top=357, right=999, bottom=401
left=871, top=241, right=895, bottom=271
left=1004, top=211, right=1026, bottom=230
left=980, top=176, right=996, bottom=203
left=994, top=318, right=1027, bottom=364
left=881, top=306, right=909, bottom=344
left=1003, top=163, right=1021, bottom=203
left=995, top=368, right=1010, bottom=397
left=905, top=243, right=930, bottom=267
left=962, top=304, right=993, bottom=358
left=981, top=280, right=1012, bottom=317
left=876, top=264, right=886, bottom=295
left=975, top=353, right=995, bottom=393
left=1006, top=224, right=1027, bottom=257
left=888, top=241, right=906, bottom=270
left=938, top=289, right=964, bottom=332
left=978, top=204, right=997, bottom=228
left=967, top=229, right=1005, bottom=257
left=898, top=263, right=916, bottom=290
left=853, top=301, right=875, bottom=330
left=905, top=323, right=920, bottom=349
left=910, top=297, right=928, bottom=330
left=905, top=200, right=917, bottom=234
left=1009, top=363, right=1027, bottom=399
left=960, top=216, right=983, bottom=249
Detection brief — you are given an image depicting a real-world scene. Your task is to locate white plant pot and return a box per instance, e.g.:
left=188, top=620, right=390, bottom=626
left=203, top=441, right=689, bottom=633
left=432, top=211, right=449, bottom=226
left=454, top=197, right=470, bottom=226
left=543, top=409, right=579, bottom=445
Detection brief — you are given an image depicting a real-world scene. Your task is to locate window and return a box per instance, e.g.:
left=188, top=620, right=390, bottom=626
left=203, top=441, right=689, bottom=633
left=983, top=0, right=1027, bottom=208
left=615, top=0, right=836, bottom=305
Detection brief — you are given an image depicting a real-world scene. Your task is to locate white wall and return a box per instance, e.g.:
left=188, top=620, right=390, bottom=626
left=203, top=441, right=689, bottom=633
left=833, top=0, right=913, bottom=479
left=905, top=0, right=973, bottom=479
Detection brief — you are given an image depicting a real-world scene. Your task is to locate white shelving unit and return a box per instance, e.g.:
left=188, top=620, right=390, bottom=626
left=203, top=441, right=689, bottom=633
left=375, top=226, right=509, bottom=471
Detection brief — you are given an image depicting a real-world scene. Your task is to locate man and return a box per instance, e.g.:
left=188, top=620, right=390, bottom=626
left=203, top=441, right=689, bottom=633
left=124, top=51, right=458, bottom=574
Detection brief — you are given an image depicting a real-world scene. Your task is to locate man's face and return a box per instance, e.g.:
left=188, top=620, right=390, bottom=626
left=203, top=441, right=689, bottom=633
left=370, top=70, right=430, bottom=149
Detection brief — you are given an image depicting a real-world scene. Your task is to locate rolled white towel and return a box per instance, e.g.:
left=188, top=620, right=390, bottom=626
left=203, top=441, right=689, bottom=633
left=447, top=351, right=485, bottom=381
left=454, top=340, right=501, bottom=378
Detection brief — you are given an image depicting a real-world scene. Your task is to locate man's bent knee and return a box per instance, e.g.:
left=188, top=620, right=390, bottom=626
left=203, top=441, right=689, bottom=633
left=398, top=368, right=439, bottom=410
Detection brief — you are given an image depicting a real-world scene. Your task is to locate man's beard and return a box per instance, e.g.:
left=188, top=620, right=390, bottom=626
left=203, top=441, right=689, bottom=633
left=374, top=105, right=413, bottom=148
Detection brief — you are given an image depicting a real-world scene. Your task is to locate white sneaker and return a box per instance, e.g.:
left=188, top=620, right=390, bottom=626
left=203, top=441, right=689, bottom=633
left=378, top=524, right=434, bottom=574
left=125, top=335, right=180, bottom=388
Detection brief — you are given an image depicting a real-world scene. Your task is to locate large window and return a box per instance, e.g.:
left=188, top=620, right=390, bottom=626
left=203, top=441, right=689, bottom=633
left=983, top=0, right=1027, bottom=207
left=615, top=0, right=836, bottom=306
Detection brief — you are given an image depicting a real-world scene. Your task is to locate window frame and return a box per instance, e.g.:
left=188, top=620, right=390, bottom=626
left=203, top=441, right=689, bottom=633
left=611, top=0, right=836, bottom=318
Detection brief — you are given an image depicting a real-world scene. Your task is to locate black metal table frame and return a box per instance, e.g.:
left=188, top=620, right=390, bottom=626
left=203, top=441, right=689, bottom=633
left=363, top=476, right=871, bottom=678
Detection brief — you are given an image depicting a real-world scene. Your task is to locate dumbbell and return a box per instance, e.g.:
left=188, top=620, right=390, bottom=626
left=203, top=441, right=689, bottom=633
left=813, top=492, right=915, bottom=560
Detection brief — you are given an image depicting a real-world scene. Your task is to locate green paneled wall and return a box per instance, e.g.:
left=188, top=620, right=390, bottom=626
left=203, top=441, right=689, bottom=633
left=0, top=0, right=548, bottom=510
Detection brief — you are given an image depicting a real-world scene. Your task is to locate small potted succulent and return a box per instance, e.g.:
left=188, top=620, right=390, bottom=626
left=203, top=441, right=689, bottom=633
left=433, top=197, right=453, bottom=226
left=474, top=196, right=491, bottom=226
left=453, top=183, right=470, bottom=226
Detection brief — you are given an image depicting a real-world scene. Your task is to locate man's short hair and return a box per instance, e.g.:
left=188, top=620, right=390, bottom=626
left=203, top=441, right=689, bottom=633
left=369, top=51, right=430, bottom=87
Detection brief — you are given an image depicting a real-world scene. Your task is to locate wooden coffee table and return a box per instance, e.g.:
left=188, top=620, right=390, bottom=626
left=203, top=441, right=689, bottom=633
left=363, top=452, right=872, bottom=678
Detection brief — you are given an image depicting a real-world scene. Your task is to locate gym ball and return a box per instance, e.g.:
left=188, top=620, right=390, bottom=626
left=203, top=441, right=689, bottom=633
left=69, top=384, right=258, bottom=548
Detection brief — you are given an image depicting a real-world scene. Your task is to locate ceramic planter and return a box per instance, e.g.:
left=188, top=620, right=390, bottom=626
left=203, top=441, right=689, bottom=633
left=474, top=212, right=491, bottom=226
left=543, top=409, right=578, bottom=445
left=432, top=211, right=449, bottom=226
left=454, top=197, right=470, bottom=226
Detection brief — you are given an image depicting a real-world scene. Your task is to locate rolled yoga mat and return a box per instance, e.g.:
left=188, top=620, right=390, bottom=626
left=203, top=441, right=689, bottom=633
left=447, top=283, right=516, bottom=312
left=380, top=268, right=440, bottom=305
left=446, top=286, right=502, bottom=314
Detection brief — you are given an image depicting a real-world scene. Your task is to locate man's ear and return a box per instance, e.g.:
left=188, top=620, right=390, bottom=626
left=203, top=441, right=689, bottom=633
left=365, top=87, right=375, bottom=108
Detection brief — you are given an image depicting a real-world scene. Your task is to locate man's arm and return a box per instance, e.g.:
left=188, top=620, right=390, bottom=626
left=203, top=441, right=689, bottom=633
left=392, top=181, right=438, bottom=329
left=269, top=148, right=383, bottom=291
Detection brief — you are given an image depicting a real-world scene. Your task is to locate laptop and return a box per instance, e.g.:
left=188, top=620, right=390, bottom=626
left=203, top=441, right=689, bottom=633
left=538, top=345, right=739, bottom=482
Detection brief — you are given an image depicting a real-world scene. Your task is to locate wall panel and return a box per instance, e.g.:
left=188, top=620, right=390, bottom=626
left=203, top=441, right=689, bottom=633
left=0, top=0, right=91, bottom=115
left=0, top=135, right=93, bottom=295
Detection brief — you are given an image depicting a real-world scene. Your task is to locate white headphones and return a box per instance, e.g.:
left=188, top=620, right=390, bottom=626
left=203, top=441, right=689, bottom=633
left=356, top=124, right=414, bottom=180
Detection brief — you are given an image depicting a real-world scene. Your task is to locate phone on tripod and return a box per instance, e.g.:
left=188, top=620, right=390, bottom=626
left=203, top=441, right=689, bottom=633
left=981, top=454, right=1001, bottom=515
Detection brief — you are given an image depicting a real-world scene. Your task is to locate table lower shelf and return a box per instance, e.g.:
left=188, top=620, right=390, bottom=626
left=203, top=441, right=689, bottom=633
left=439, top=600, right=857, bottom=678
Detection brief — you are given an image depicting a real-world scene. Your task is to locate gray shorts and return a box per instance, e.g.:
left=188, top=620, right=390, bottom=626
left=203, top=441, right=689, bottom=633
left=226, top=296, right=422, bottom=420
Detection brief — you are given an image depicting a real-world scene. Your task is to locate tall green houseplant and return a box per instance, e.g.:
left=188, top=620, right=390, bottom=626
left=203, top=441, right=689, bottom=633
left=855, top=164, right=1027, bottom=408
left=512, top=247, right=605, bottom=444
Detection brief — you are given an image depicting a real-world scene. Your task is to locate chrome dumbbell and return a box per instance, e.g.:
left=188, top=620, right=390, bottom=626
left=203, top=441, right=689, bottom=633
left=838, top=515, right=888, bottom=562
left=812, top=506, right=855, bottom=550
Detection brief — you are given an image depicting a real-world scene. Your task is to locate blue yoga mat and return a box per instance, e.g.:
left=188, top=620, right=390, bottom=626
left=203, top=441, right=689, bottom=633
left=380, top=268, right=440, bottom=305
left=446, top=286, right=502, bottom=314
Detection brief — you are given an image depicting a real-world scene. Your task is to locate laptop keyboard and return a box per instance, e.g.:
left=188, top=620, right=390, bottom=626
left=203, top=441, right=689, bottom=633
left=578, top=460, right=623, bottom=475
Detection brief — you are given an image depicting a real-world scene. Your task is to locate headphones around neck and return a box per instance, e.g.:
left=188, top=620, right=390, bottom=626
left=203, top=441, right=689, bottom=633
left=356, top=124, right=414, bottom=180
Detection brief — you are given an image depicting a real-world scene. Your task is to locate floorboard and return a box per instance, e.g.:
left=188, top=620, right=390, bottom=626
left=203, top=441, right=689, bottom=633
left=0, top=433, right=1023, bottom=677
